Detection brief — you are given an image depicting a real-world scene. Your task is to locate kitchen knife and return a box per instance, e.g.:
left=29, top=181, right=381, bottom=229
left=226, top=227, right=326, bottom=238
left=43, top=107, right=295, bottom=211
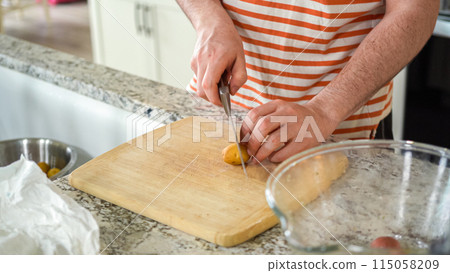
left=218, top=74, right=248, bottom=177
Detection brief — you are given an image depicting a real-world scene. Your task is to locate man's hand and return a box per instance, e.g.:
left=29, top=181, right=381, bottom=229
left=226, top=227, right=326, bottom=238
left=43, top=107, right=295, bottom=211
left=177, top=0, right=247, bottom=106
left=192, top=21, right=247, bottom=105
left=240, top=100, right=339, bottom=163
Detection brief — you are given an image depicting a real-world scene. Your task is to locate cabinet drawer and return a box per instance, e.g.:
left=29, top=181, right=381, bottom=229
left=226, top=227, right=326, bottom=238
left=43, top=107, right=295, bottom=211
left=89, top=0, right=196, bottom=88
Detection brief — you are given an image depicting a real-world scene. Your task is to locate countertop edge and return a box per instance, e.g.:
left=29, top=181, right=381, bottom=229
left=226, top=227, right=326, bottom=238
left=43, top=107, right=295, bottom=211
left=0, top=34, right=226, bottom=120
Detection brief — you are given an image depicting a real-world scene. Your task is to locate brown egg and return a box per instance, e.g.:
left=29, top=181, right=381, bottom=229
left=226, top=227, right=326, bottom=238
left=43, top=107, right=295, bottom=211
left=37, top=162, right=50, bottom=173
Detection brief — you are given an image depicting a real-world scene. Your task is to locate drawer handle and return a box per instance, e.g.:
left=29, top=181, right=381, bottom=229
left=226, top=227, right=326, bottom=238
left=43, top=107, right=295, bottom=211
left=143, top=5, right=152, bottom=37
left=135, top=3, right=143, bottom=34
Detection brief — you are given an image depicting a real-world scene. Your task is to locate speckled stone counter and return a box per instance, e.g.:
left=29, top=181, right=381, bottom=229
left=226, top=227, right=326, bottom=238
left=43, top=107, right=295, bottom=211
left=0, top=34, right=291, bottom=254
left=54, top=176, right=289, bottom=255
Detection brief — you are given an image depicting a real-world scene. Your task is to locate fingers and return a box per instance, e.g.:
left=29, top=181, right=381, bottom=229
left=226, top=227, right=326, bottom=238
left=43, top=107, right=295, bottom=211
left=246, top=115, right=281, bottom=156
left=195, top=65, right=208, bottom=101
left=202, top=62, right=226, bottom=106
left=237, top=101, right=329, bottom=163
left=195, top=55, right=242, bottom=106
left=268, top=141, right=299, bottom=163
left=252, top=118, right=300, bottom=162
left=191, top=36, right=246, bottom=106
left=229, top=56, right=247, bottom=95
left=191, top=36, right=246, bottom=105
left=268, top=141, right=306, bottom=163
left=252, top=128, right=284, bottom=163
left=193, top=49, right=225, bottom=105
left=240, top=102, right=278, bottom=143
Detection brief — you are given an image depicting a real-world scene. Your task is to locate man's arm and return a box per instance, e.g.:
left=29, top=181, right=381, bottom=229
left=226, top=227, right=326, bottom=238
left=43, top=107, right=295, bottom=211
left=308, top=0, right=440, bottom=127
left=176, top=0, right=247, bottom=105
left=241, top=0, right=440, bottom=163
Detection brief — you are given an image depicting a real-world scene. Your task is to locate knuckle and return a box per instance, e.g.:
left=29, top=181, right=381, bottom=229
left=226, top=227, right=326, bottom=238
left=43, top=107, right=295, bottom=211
left=255, top=146, right=270, bottom=162
left=240, top=131, right=250, bottom=143
left=242, top=70, right=248, bottom=80
left=195, top=49, right=205, bottom=61
left=237, top=65, right=247, bottom=79
left=240, top=121, right=250, bottom=133
left=269, top=134, right=280, bottom=145
left=237, top=73, right=247, bottom=85
left=197, top=90, right=206, bottom=98
left=241, top=117, right=254, bottom=136
left=192, top=49, right=200, bottom=60
left=248, top=136, right=258, bottom=148
left=286, top=107, right=296, bottom=116
left=249, top=135, right=262, bottom=151
left=201, top=80, right=211, bottom=91
left=258, top=116, right=271, bottom=133
left=247, top=109, right=259, bottom=121
left=190, top=59, right=196, bottom=72
left=255, top=154, right=264, bottom=164
left=274, top=99, right=287, bottom=108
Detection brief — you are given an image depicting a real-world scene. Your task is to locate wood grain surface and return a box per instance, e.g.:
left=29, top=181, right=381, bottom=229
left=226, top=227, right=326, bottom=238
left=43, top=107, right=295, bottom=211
left=69, top=117, right=279, bottom=247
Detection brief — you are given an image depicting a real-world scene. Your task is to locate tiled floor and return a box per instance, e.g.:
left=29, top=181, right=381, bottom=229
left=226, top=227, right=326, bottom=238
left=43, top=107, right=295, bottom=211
left=2, top=1, right=92, bottom=61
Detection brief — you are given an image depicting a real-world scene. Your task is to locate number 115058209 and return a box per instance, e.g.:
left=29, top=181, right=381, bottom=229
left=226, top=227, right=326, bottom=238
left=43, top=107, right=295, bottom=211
left=372, top=259, right=439, bottom=270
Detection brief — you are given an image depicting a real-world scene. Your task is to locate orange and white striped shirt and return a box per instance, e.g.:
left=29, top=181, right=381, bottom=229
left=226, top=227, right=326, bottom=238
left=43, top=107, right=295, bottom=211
left=187, top=0, right=393, bottom=140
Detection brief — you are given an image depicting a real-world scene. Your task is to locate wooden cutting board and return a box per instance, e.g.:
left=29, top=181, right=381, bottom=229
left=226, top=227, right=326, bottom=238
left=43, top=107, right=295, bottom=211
left=69, top=117, right=279, bottom=247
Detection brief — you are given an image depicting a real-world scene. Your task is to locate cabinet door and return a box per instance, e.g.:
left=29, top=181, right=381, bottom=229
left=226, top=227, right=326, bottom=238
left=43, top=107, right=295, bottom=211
left=89, top=0, right=158, bottom=80
left=153, top=4, right=196, bottom=89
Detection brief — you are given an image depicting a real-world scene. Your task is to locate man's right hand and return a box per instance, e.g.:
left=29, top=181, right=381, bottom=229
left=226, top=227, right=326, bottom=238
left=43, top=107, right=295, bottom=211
left=177, top=0, right=247, bottom=106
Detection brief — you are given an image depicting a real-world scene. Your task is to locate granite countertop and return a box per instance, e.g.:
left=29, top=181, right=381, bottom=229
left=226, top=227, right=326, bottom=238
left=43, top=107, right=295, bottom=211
left=0, top=34, right=291, bottom=254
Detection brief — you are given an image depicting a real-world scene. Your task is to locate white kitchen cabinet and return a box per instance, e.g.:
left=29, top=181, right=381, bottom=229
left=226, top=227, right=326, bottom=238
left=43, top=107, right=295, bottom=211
left=89, top=0, right=196, bottom=89
left=392, top=68, right=407, bottom=140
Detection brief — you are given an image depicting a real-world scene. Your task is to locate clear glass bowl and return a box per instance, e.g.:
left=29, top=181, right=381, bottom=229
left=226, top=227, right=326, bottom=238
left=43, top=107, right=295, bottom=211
left=266, top=140, right=450, bottom=254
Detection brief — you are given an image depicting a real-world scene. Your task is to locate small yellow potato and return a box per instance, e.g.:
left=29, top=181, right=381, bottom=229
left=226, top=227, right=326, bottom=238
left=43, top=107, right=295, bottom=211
left=47, top=168, right=61, bottom=178
left=37, top=161, right=50, bottom=173
left=222, top=143, right=250, bottom=165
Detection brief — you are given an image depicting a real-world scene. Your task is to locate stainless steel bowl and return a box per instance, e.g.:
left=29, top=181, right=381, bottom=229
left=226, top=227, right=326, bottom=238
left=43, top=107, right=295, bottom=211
left=0, top=138, right=91, bottom=180
left=266, top=140, right=450, bottom=254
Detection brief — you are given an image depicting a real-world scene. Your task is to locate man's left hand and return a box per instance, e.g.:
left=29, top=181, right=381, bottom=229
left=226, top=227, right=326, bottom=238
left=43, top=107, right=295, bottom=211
left=240, top=100, right=339, bottom=163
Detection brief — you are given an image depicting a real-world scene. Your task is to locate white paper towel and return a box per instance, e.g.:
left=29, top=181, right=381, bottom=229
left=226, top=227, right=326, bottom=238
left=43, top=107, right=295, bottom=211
left=0, top=156, right=100, bottom=254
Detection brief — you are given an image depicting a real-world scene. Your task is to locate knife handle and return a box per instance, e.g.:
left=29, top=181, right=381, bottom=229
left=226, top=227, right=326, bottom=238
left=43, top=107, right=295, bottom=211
left=218, top=72, right=232, bottom=116
left=219, top=71, right=230, bottom=87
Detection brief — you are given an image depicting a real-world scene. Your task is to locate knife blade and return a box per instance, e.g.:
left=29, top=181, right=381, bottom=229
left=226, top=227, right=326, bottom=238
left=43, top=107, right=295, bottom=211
left=218, top=74, right=248, bottom=177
